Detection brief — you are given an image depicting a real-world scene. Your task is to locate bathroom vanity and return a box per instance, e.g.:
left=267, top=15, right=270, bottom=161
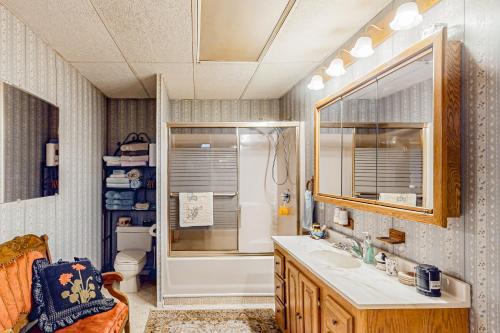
left=272, top=236, right=470, bottom=333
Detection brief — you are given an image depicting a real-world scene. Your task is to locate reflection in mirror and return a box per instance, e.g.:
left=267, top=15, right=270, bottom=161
left=318, top=100, right=342, bottom=196
left=375, top=52, right=433, bottom=209
left=342, top=82, right=378, bottom=199
left=0, top=83, right=59, bottom=203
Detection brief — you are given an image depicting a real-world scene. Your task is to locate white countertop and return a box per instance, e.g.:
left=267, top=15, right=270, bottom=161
left=272, top=236, right=471, bottom=309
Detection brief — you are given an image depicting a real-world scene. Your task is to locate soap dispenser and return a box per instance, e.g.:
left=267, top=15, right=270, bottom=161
left=362, top=232, right=375, bottom=264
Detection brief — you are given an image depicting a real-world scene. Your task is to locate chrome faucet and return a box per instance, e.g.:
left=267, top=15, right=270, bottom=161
left=348, top=238, right=363, bottom=259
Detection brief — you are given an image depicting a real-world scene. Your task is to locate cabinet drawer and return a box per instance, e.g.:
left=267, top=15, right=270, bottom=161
left=275, top=298, right=286, bottom=332
left=274, top=251, right=285, bottom=278
left=274, top=275, right=286, bottom=303
left=323, top=296, right=353, bottom=333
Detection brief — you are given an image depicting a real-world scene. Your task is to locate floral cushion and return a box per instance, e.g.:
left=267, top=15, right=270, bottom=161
left=29, top=258, right=115, bottom=333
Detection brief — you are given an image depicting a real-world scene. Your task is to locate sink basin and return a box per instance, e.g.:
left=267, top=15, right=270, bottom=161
left=309, top=250, right=362, bottom=269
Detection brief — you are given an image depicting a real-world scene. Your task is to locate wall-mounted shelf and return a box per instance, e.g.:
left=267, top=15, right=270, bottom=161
left=376, top=228, right=405, bottom=244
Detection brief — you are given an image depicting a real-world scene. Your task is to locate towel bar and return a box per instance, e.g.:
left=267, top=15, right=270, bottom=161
left=169, top=192, right=238, bottom=197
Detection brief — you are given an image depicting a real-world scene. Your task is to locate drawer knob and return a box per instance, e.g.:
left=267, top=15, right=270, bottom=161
left=332, top=320, right=338, bottom=326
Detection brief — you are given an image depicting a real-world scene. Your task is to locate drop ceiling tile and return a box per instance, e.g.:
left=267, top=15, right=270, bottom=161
left=194, top=62, right=258, bottom=99
left=0, top=0, right=123, bottom=62
left=90, top=0, right=193, bottom=63
left=72, top=62, right=148, bottom=98
left=131, top=63, right=194, bottom=99
left=263, top=0, right=390, bottom=63
left=243, top=62, right=319, bottom=99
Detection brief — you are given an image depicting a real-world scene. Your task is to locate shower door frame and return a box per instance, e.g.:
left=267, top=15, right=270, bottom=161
left=167, top=121, right=300, bottom=257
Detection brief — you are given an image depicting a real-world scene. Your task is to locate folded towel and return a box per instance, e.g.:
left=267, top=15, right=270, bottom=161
left=130, top=179, right=142, bottom=189
left=103, top=156, right=120, bottom=162
left=121, top=161, right=147, bottom=167
left=134, top=202, right=150, bottom=210
left=106, top=178, right=130, bottom=184
left=106, top=204, right=133, bottom=210
left=120, top=155, right=149, bottom=162
left=109, top=174, right=127, bottom=178
left=127, top=169, right=142, bottom=181
left=106, top=183, right=131, bottom=189
left=106, top=161, right=121, bottom=166
left=121, top=150, right=149, bottom=156
left=179, top=192, right=214, bottom=227
left=112, top=169, right=126, bottom=175
left=106, top=199, right=134, bottom=205
left=121, top=143, right=149, bottom=151
left=105, top=191, right=134, bottom=200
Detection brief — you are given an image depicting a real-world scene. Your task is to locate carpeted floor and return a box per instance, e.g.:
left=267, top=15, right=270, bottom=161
left=144, top=309, right=280, bottom=333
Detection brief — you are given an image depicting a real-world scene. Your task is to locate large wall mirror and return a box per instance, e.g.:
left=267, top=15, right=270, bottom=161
left=314, top=29, right=461, bottom=227
left=0, top=82, right=59, bottom=203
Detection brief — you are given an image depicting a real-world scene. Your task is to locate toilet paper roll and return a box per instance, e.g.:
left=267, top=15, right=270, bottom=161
left=149, top=143, right=156, bottom=166
left=46, top=143, right=59, bottom=166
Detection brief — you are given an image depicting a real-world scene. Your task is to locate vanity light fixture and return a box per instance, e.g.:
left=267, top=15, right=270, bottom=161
left=307, top=75, right=325, bottom=91
left=390, top=2, right=423, bottom=31
left=326, top=58, right=347, bottom=77
left=350, top=36, right=374, bottom=58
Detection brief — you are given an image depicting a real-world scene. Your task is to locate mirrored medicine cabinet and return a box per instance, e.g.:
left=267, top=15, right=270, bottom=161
left=314, top=29, right=461, bottom=227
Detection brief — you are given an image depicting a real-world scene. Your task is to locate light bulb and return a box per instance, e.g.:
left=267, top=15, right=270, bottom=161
left=326, top=58, right=346, bottom=77
left=350, top=37, right=374, bottom=58
left=307, top=75, right=324, bottom=91
left=390, top=2, right=423, bottom=31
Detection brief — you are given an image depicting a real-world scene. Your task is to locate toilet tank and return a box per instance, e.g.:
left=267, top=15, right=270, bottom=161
left=116, top=226, right=152, bottom=251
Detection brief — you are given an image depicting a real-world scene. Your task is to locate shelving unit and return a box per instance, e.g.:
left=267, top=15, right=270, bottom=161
left=101, top=162, right=156, bottom=272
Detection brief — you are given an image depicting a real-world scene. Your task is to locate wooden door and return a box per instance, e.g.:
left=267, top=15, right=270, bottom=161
left=299, top=272, right=320, bottom=333
left=286, top=262, right=300, bottom=333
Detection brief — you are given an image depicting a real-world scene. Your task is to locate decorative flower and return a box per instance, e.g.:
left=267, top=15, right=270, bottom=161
left=72, top=263, right=86, bottom=271
left=59, top=273, right=73, bottom=286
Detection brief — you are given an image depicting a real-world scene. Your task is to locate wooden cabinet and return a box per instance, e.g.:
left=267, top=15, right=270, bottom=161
left=323, top=296, right=353, bottom=333
left=274, top=245, right=468, bottom=333
left=299, top=273, right=320, bottom=333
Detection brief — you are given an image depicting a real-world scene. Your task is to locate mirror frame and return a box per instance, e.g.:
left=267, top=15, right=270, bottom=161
left=313, top=28, right=461, bottom=227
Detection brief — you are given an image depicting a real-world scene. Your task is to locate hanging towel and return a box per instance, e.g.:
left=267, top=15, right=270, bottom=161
left=379, top=193, right=417, bottom=206
left=303, top=190, right=313, bottom=230
left=179, top=192, right=214, bottom=227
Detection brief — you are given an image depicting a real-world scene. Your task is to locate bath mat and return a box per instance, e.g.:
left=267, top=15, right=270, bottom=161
left=144, top=309, right=279, bottom=333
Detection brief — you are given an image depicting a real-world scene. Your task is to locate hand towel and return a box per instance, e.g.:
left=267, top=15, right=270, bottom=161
left=121, top=161, right=147, bottom=167
left=120, top=155, right=149, bottom=162
left=303, top=190, right=313, bottom=230
left=120, top=142, right=149, bottom=151
left=179, top=192, right=214, bottom=227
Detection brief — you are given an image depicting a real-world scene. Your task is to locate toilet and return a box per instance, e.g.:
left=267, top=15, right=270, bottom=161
left=114, top=226, right=153, bottom=293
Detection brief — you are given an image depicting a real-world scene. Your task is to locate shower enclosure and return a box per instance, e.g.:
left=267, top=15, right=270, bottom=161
left=167, top=122, right=299, bottom=257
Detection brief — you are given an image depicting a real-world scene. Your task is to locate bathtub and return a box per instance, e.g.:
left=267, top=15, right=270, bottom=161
left=163, top=255, right=275, bottom=297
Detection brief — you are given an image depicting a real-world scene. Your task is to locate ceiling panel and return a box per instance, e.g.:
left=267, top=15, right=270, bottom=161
left=243, top=62, right=319, bottom=99
left=199, top=0, right=289, bottom=61
left=90, top=0, right=193, bottom=63
left=72, top=62, right=148, bottom=98
left=263, top=0, right=390, bottom=63
left=0, top=0, right=123, bottom=62
left=194, top=62, right=258, bottom=99
left=131, top=63, right=194, bottom=99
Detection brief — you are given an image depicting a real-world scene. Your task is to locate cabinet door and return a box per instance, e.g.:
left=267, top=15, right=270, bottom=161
left=286, top=262, right=300, bottom=333
left=323, top=296, right=353, bottom=333
left=299, top=273, right=320, bottom=333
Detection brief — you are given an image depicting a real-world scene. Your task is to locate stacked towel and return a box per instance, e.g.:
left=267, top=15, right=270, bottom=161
left=120, top=142, right=149, bottom=166
left=105, top=191, right=134, bottom=200
left=103, top=156, right=121, bottom=166
left=104, top=190, right=134, bottom=210
left=106, top=171, right=131, bottom=188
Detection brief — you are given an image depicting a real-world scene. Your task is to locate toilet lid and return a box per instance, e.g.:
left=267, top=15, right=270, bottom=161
left=115, top=250, right=146, bottom=264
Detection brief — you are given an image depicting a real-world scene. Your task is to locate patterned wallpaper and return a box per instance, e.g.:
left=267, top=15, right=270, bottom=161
left=280, top=0, right=499, bottom=331
left=106, top=98, right=156, bottom=155
left=1, top=84, right=57, bottom=202
left=169, top=99, right=280, bottom=122
left=0, top=4, right=106, bottom=265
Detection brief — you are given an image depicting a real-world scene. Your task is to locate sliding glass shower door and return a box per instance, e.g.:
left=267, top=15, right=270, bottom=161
left=168, top=123, right=299, bottom=256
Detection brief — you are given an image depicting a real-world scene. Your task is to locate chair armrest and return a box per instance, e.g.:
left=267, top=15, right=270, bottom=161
left=102, top=272, right=129, bottom=306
